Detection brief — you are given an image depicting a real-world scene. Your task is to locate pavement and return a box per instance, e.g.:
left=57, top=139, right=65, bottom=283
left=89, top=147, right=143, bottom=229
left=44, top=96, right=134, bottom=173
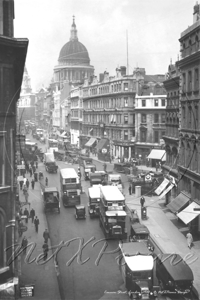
left=18, top=166, right=61, bottom=300
left=91, top=155, right=200, bottom=299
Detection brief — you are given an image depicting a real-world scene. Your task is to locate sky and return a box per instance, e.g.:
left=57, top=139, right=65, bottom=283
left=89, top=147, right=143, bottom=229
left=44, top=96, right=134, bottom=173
left=14, top=0, right=194, bottom=91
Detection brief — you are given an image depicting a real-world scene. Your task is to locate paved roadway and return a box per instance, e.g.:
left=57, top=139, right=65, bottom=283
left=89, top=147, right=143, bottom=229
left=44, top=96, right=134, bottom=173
left=30, top=136, right=127, bottom=300
left=30, top=136, right=189, bottom=300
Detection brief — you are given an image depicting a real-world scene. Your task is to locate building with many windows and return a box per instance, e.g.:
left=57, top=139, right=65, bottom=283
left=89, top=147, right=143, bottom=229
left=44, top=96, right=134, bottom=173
left=134, top=70, right=167, bottom=166
left=0, top=0, right=28, bottom=294
left=70, top=86, right=83, bottom=147
left=82, top=67, right=136, bottom=161
left=162, top=63, right=180, bottom=204
left=175, top=2, right=200, bottom=233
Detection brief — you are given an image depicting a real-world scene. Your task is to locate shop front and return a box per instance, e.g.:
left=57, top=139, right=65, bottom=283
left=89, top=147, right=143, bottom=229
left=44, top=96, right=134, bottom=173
left=113, top=141, right=135, bottom=161
left=177, top=201, right=200, bottom=234
left=147, top=149, right=166, bottom=168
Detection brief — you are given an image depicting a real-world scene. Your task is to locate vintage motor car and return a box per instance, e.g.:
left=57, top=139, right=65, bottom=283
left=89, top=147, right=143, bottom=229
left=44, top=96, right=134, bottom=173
left=42, top=187, right=60, bottom=213
left=83, top=163, right=96, bottom=180
left=129, top=223, right=154, bottom=252
left=75, top=205, right=86, bottom=219
left=90, top=171, right=107, bottom=186
left=88, top=186, right=101, bottom=217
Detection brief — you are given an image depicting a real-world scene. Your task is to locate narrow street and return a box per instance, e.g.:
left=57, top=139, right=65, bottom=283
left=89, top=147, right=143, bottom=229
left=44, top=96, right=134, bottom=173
left=34, top=137, right=125, bottom=300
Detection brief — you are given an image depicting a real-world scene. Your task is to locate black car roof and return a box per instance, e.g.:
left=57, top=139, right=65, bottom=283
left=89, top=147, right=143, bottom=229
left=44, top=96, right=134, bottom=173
left=131, top=223, right=150, bottom=234
left=157, top=254, right=194, bottom=281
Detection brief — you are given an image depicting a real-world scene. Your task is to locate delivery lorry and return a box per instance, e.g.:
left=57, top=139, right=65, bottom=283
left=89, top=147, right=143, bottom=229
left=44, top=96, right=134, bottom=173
left=44, top=152, right=58, bottom=173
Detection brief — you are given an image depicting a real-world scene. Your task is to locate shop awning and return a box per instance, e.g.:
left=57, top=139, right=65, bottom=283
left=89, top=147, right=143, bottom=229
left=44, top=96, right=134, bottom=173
left=167, top=192, right=190, bottom=214
left=61, top=131, right=67, bottom=137
left=97, top=139, right=108, bottom=150
left=85, top=138, right=96, bottom=148
left=148, top=149, right=166, bottom=161
left=177, top=202, right=200, bottom=225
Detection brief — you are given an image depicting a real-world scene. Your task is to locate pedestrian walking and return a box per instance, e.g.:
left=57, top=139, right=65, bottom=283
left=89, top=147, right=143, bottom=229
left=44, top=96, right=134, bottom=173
left=23, top=208, right=29, bottom=223
left=43, top=229, right=50, bottom=243
left=42, top=242, right=49, bottom=261
left=31, top=179, right=35, bottom=190
left=34, top=216, right=39, bottom=233
left=32, top=165, right=36, bottom=173
left=26, top=179, right=30, bottom=189
left=24, top=190, right=29, bottom=203
left=36, top=161, right=38, bottom=169
left=45, top=177, right=48, bottom=187
left=21, top=236, right=28, bottom=254
left=29, top=168, right=32, bottom=177
left=186, top=231, right=193, bottom=249
left=19, top=180, right=23, bottom=190
left=128, top=183, right=132, bottom=195
left=23, top=177, right=26, bottom=185
left=30, top=208, right=35, bottom=223
left=140, top=196, right=145, bottom=208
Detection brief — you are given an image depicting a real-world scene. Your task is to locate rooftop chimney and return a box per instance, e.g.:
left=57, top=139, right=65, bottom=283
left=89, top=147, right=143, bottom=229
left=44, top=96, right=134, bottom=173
left=120, top=66, right=126, bottom=76
left=193, top=1, right=200, bottom=23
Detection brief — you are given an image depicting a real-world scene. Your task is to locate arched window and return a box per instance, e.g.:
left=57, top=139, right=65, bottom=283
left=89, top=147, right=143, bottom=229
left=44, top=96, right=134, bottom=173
left=187, top=142, right=191, bottom=168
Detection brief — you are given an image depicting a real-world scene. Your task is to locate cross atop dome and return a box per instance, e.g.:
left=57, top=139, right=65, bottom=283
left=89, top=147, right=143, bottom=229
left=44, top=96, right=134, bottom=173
left=70, top=15, right=78, bottom=40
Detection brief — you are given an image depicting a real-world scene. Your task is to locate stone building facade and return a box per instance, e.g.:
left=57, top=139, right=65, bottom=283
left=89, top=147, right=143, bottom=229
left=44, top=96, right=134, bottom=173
left=70, top=86, right=83, bottom=147
left=176, top=2, right=200, bottom=233
left=0, top=0, right=28, bottom=296
left=162, top=63, right=180, bottom=204
left=81, top=67, right=136, bottom=161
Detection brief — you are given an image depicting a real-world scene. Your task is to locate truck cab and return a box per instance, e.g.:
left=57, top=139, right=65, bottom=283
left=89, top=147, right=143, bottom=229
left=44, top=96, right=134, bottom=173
left=83, top=162, right=96, bottom=181
left=119, top=242, right=156, bottom=299
left=88, top=186, right=101, bottom=217
left=44, top=152, right=58, bottom=173
left=42, top=187, right=60, bottom=213
left=90, top=171, right=107, bottom=186
left=108, top=174, right=123, bottom=193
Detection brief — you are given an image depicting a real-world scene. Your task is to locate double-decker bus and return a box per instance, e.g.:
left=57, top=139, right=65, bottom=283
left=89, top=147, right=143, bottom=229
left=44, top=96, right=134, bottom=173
left=47, top=138, right=58, bottom=149
left=25, top=141, right=38, bottom=152
left=99, top=185, right=127, bottom=239
left=36, top=128, right=44, bottom=136
left=60, top=168, right=81, bottom=207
